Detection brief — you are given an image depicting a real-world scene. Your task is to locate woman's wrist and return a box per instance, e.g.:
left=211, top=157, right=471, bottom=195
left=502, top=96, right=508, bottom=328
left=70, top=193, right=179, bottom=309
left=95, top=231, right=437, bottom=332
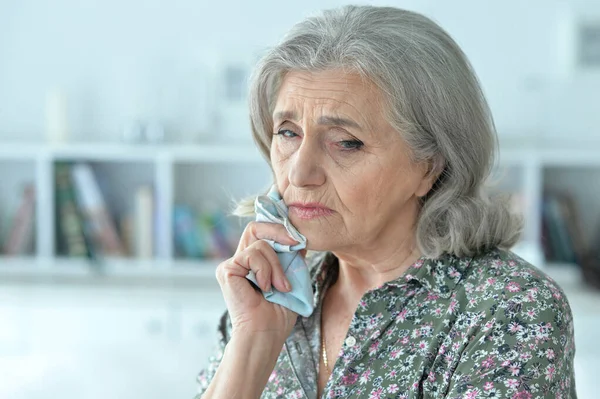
left=202, top=333, right=286, bottom=399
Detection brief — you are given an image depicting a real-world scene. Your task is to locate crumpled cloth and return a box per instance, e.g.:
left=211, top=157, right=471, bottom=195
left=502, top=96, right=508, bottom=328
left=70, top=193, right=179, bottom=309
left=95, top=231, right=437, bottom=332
left=245, top=185, right=314, bottom=317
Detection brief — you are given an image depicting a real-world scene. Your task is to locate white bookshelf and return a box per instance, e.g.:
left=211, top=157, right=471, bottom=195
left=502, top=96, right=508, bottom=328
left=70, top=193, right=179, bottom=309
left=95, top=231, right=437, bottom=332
left=0, top=142, right=271, bottom=280
left=0, top=141, right=598, bottom=278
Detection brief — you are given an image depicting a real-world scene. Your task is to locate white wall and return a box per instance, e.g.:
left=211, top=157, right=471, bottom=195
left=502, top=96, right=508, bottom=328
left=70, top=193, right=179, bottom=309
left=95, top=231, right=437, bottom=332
left=0, top=0, right=598, bottom=143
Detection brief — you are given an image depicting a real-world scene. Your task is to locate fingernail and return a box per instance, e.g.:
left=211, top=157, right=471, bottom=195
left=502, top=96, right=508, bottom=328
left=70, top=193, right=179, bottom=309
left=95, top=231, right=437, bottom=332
left=283, top=278, right=291, bottom=292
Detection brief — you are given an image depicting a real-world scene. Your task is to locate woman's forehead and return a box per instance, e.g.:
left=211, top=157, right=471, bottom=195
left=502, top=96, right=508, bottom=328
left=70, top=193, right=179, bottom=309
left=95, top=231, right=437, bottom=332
left=273, top=70, right=383, bottom=126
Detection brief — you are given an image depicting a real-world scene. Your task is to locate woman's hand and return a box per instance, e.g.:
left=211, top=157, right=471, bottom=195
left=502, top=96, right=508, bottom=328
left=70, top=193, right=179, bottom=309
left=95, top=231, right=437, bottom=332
left=215, top=221, right=303, bottom=341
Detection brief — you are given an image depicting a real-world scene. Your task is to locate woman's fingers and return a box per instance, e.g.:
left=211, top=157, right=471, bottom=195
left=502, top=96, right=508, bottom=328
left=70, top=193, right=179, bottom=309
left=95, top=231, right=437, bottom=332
left=237, top=221, right=298, bottom=253
left=237, top=245, right=273, bottom=292
left=218, top=240, right=291, bottom=293
left=257, top=240, right=291, bottom=292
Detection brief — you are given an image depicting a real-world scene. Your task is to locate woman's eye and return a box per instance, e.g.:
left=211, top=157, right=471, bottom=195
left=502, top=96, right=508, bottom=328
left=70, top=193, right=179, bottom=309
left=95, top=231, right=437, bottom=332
left=339, top=140, right=364, bottom=150
left=274, top=130, right=363, bottom=151
left=275, top=129, right=298, bottom=138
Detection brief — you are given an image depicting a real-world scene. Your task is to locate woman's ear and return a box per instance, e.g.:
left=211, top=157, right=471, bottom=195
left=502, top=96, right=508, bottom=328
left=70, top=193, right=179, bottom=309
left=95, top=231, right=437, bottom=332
left=415, top=156, right=444, bottom=198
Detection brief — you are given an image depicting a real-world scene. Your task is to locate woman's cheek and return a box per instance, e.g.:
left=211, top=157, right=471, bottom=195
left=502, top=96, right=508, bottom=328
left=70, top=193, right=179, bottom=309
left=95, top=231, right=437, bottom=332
left=273, top=138, right=299, bottom=161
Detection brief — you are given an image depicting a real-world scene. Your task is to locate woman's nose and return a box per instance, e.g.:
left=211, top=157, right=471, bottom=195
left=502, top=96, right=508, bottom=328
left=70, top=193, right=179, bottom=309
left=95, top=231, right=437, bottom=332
left=288, top=140, right=325, bottom=188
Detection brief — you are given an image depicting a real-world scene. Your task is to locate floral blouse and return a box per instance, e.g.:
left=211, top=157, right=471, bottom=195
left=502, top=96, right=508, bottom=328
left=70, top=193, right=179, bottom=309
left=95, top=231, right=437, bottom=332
left=195, top=248, right=576, bottom=398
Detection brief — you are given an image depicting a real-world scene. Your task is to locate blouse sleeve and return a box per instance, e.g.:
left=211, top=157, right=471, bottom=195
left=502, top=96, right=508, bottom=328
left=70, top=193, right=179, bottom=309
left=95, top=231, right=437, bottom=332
left=194, top=310, right=232, bottom=399
left=445, top=282, right=577, bottom=398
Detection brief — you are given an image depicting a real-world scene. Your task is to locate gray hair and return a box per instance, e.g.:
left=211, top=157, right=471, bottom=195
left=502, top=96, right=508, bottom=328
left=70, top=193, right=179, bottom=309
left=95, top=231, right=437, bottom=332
left=234, top=5, right=522, bottom=258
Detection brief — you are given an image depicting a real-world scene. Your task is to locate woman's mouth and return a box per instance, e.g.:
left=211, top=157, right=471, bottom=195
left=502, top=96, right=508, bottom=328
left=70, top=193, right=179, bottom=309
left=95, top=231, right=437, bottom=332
left=288, top=205, right=333, bottom=220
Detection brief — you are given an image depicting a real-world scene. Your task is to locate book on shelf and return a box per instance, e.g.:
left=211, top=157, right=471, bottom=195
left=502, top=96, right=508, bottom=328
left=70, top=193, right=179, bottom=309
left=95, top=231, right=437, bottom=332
left=55, top=162, right=91, bottom=258
left=70, top=162, right=125, bottom=257
left=173, top=204, right=237, bottom=260
left=3, top=183, right=36, bottom=256
left=134, top=185, right=154, bottom=259
left=541, top=191, right=587, bottom=265
left=173, top=205, right=203, bottom=258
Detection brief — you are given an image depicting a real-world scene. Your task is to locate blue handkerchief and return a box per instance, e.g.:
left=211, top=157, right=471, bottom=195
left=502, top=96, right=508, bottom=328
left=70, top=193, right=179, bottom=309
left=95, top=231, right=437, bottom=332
left=245, top=185, right=314, bottom=317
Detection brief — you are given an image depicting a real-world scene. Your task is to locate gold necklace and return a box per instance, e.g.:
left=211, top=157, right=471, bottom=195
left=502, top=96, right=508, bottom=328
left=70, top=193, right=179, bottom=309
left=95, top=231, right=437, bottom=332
left=320, top=246, right=417, bottom=376
left=321, top=334, right=330, bottom=374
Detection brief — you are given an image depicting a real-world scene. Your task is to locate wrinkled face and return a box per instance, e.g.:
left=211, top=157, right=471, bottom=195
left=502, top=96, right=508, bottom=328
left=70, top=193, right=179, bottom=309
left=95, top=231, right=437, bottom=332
left=270, top=69, right=435, bottom=252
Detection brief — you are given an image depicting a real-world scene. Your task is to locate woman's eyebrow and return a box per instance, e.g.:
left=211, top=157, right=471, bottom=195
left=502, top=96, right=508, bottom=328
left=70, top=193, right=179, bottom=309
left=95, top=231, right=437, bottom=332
left=273, top=110, right=363, bottom=131
left=273, top=110, right=298, bottom=123
left=317, top=115, right=362, bottom=131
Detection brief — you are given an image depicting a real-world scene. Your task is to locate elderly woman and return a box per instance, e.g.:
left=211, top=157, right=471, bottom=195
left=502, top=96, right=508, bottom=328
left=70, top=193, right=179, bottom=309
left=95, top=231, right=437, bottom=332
left=196, top=5, right=576, bottom=399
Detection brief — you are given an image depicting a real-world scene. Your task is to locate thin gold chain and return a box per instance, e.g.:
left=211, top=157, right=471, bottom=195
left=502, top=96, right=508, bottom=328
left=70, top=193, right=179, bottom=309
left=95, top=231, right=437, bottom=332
left=320, top=247, right=417, bottom=378
left=321, top=334, right=330, bottom=374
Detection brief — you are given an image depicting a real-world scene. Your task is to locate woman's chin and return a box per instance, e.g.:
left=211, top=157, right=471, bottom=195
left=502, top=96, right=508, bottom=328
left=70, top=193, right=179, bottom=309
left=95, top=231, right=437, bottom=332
left=298, top=232, right=336, bottom=252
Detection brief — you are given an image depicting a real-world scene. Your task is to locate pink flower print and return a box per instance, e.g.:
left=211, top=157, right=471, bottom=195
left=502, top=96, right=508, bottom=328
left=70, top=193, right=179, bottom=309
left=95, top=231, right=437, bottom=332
left=397, top=308, right=408, bottom=322
left=545, top=364, right=556, bottom=381
left=434, top=307, right=442, bottom=316
left=387, top=384, right=399, bottom=393
left=368, top=341, right=380, bottom=356
left=508, top=322, right=523, bottom=333
left=552, top=290, right=562, bottom=300
left=526, top=308, right=538, bottom=320
left=506, top=281, right=521, bottom=292
left=418, top=340, right=427, bottom=351
left=504, top=379, right=519, bottom=389
left=484, top=381, right=494, bottom=391
left=426, top=292, right=439, bottom=301
left=369, top=387, right=384, bottom=399
left=438, top=344, right=446, bottom=355
left=533, top=324, right=551, bottom=340
left=449, top=268, right=461, bottom=278
left=359, top=369, right=372, bottom=385
left=519, top=352, right=532, bottom=362
left=482, top=356, right=496, bottom=369
left=509, top=363, right=521, bottom=376
left=391, top=349, right=402, bottom=359
left=465, top=389, right=480, bottom=399
left=268, top=371, right=277, bottom=382
left=401, top=336, right=409, bottom=345
left=342, top=373, right=359, bottom=385
left=546, top=349, right=555, bottom=360
left=512, top=391, right=532, bottom=399
left=447, top=299, right=458, bottom=314
left=426, top=372, right=436, bottom=383
left=276, top=386, right=284, bottom=395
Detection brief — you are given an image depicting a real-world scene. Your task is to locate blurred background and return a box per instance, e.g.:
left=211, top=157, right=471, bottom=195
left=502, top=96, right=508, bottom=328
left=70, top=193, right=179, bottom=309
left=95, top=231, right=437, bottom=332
left=0, top=0, right=599, bottom=397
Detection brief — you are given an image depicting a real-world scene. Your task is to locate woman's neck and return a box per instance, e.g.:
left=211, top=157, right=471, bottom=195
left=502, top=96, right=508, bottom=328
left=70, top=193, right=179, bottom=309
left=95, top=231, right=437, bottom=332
left=330, top=243, right=421, bottom=302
